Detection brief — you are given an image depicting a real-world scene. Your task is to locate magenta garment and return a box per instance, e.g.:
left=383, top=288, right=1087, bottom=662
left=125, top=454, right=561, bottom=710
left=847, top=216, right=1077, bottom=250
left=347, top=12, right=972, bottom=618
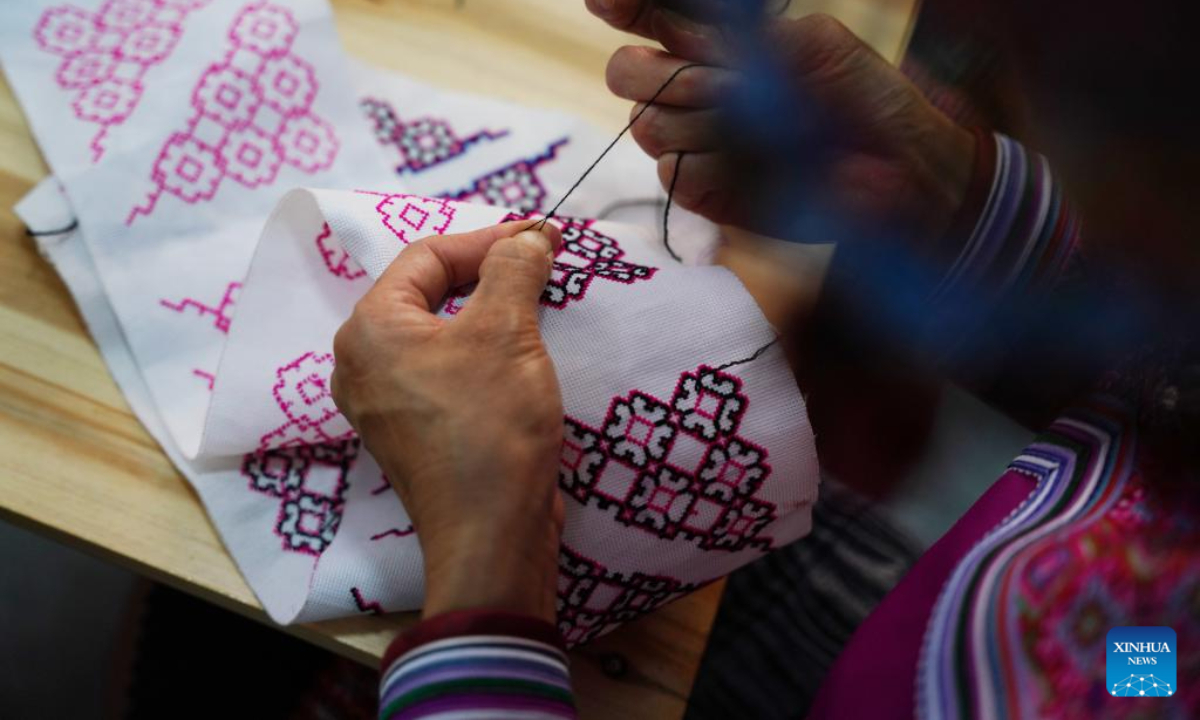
left=808, top=470, right=1036, bottom=719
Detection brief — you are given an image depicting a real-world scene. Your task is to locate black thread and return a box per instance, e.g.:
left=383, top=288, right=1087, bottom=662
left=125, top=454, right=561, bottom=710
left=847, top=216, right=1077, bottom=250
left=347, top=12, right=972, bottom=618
left=713, top=336, right=780, bottom=372
left=529, top=62, right=703, bottom=235
left=663, top=151, right=685, bottom=262
left=25, top=219, right=79, bottom=237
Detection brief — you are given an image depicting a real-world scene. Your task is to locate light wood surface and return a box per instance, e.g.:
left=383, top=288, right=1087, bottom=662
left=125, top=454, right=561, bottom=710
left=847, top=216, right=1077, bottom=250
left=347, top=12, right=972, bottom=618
left=0, top=1, right=915, bottom=717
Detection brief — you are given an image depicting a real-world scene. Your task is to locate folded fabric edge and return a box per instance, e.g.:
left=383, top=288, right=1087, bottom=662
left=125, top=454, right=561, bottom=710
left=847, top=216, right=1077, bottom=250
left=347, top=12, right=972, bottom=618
left=14, top=177, right=319, bottom=625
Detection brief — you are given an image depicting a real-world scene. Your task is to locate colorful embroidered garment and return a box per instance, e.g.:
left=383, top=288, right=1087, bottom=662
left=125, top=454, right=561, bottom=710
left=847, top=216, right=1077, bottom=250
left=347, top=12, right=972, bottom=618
left=809, top=401, right=1200, bottom=719
left=919, top=400, right=1199, bottom=718
left=3, top=0, right=819, bottom=638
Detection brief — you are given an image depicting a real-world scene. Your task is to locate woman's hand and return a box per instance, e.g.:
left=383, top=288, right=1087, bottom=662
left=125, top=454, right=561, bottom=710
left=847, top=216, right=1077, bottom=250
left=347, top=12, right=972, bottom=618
left=593, top=4, right=975, bottom=251
left=331, top=220, right=565, bottom=622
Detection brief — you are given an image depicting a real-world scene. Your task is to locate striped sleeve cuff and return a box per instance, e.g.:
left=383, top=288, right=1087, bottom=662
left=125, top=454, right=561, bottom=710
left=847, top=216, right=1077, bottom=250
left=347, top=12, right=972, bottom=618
left=932, top=130, right=1082, bottom=304
left=379, top=611, right=577, bottom=719
left=922, top=130, right=1083, bottom=372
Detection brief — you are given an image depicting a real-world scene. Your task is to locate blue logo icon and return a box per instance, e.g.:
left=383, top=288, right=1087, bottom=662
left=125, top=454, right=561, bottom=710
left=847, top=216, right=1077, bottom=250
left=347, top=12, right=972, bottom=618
left=1107, top=626, right=1176, bottom=697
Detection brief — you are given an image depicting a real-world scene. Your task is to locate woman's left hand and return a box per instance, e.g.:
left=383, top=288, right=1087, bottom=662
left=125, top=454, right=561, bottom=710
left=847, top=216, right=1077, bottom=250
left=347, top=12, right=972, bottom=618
left=331, top=220, right=565, bottom=622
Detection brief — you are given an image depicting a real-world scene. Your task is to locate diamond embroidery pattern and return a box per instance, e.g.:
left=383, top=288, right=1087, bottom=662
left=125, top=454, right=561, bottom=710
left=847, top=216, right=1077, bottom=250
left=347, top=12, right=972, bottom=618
left=560, top=365, right=775, bottom=551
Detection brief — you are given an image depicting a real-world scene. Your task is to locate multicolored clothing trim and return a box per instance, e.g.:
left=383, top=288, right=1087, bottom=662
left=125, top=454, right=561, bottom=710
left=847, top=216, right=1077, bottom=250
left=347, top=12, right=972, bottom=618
left=916, top=397, right=1200, bottom=718
left=379, top=610, right=577, bottom=719
left=932, top=131, right=1081, bottom=305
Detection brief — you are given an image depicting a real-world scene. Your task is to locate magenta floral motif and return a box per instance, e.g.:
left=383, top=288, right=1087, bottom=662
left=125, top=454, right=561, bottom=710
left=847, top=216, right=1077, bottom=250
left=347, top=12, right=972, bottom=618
left=360, top=97, right=508, bottom=175
left=314, top=223, right=366, bottom=281
left=194, top=65, right=259, bottom=127
left=277, top=113, right=337, bottom=172
left=126, top=1, right=339, bottom=224
left=153, top=133, right=223, bottom=202
left=118, top=21, right=179, bottom=63
left=99, top=0, right=158, bottom=30
left=354, top=191, right=457, bottom=246
left=240, top=438, right=358, bottom=556
left=260, top=55, right=317, bottom=116
left=33, top=1, right=209, bottom=162
left=259, top=351, right=355, bottom=451
left=560, top=365, right=775, bottom=551
left=223, top=124, right=281, bottom=187
left=73, top=78, right=141, bottom=124
left=228, top=2, right=296, bottom=57
left=56, top=51, right=114, bottom=88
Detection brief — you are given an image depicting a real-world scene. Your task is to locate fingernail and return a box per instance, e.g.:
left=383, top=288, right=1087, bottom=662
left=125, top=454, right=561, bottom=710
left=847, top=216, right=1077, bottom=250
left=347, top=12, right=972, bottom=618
left=513, top=230, right=553, bottom=260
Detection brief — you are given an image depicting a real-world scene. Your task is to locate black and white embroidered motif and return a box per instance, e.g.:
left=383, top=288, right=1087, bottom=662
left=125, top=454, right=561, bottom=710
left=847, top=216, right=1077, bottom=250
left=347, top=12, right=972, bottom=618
left=673, top=366, right=747, bottom=441
left=603, top=392, right=675, bottom=468
left=541, top=217, right=658, bottom=309
left=361, top=97, right=506, bottom=175
left=556, top=545, right=698, bottom=645
left=440, top=213, right=658, bottom=314
left=241, top=439, right=359, bottom=556
left=441, top=139, right=567, bottom=213
left=559, top=366, right=776, bottom=551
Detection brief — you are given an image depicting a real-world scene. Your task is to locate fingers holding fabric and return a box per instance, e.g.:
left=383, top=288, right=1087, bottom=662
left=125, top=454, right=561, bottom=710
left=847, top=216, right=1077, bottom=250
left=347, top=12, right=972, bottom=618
left=461, top=229, right=559, bottom=332
left=371, top=219, right=546, bottom=313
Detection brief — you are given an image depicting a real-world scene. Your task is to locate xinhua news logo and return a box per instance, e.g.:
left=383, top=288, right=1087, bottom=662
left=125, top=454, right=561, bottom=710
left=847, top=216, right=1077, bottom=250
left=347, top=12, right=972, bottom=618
left=1107, top=626, right=1177, bottom=698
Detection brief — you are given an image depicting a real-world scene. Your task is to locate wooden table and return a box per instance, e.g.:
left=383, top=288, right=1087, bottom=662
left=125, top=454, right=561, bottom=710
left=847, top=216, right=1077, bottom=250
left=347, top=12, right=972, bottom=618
left=0, top=1, right=915, bottom=717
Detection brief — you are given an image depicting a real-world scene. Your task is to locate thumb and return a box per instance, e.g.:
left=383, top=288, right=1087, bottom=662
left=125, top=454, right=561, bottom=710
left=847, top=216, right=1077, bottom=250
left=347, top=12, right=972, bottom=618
left=463, top=228, right=559, bottom=326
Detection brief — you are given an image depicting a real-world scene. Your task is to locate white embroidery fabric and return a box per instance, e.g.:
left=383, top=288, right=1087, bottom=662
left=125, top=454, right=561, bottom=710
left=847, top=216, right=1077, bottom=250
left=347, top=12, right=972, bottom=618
left=5, top=0, right=818, bottom=636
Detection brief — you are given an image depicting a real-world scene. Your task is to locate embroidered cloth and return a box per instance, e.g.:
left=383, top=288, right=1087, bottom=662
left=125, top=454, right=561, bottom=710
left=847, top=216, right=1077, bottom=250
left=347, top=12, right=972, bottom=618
left=4, top=0, right=819, bottom=635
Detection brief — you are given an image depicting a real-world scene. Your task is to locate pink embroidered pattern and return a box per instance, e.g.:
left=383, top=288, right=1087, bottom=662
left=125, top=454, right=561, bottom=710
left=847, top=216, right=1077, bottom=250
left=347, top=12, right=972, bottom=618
left=355, top=191, right=457, bottom=246
left=442, top=213, right=656, bottom=314
left=240, top=438, right=358, bottom=556
left=443, top=138, right=568, bottom=213
left=126, top=1, right=339, bottom=223
left=361, top=97, right=508, bottom=175
left=314, top=222, right=366, bottom=280
left=560, top=365, right=776, bottom=552
left=556, top=545, right=697, bottom=645
left=259, top=351, right=355, bottom=450
left=160, top=280, right=241, bottom=333
left=33, top=0, right=212, bottom=162
left=193, top=368, right=216, bottom=390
